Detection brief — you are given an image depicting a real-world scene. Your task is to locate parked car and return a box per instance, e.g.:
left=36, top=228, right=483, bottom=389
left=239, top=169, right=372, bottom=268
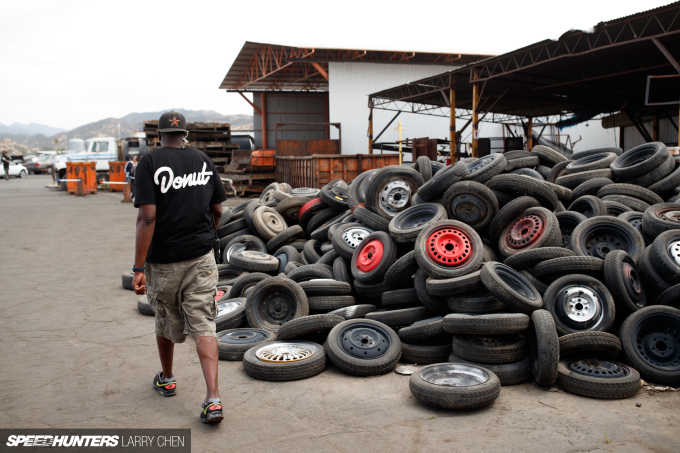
left=26, top=154, right=55, bottom=174
left=5, top=161, right=28, bottom=179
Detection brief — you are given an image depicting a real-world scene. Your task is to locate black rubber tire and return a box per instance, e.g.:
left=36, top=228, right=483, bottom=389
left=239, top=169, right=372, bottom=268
left=252, top=206, right=288, bottom=241
left=518, top=269, right=548, bottom=295
left=310, top=209, right=349, bottom=242
left=276, top=314, right=345, bottom=341
left=365, top=306, right=432, bottom=327
left=648, top=230, right=680, bottom=285
left=242, top=341, right=326, bottom=381
left=319, top=185, right=349, bottom=211
left=465, top=153, right=507, bottom=183
left=316, top=249, right=339, bottom=267
left=503, top=150, right=531, bottom=160
left=618, top=211, right=646, bottom=240
left=559, top=332, right=622, bottom=360
left=122, top=271, right=134, bottom=291
left=414, top=220, right=484, bottom=279
left=557, top=359, right=641, bottom=399
left=230, top=250, right=279, bottom=273
left=245, top=276, right=309, bottom=332
left=347, top=171, right=373, bottom=208
left=388, top=203, right=448, bottom=243
left=228, top=272, right=270, bottom=298
left=137, top=295, right=154, bottom=316
left=266, top=225, right=303, bottom=253
left=442, top=181, right=498, bottom=231
left=601, top=195, right=651, bottom=213
left=217, top=218, right=249, bottom=238
left=223, top=235, right=267, bottom=265
left=543, top=274, right=616, bottom=335
left=328, top=304, right=378, bottom=319
left=546, top=160, right=571, bottom=183
left=556, top=169, right=613, bottom=190
left=400, top=342, right=452, bottom=364
left=350, top=231, right=397, bottom=284
left=486, top=174, right=558, bottom=210
left=571, top=147, right=623, bottom=160
left=364, top=166, right=424, bottom=217
left=443, top=313, right=530, bottom=335
left=242, top=201, right=263, bottom=232
left=572, top=177, right=614, bottom=200
left=414, top=268, right=449, bottom=316
left=536, top=165, right=551, bottom=179
left=638, top=246, right=672, bottom=300
left=286, top=264, right=334, bottom=282
left=215, top=298, right=247, bottom=332
left=529, top=309, right=559, bottom=387
left=531, top=145, right=567, bottom=166
left=308, top=295, right=356, bottom=311
left=332, top=256, right=351, bottom=284
left=597, top=183, right=664, bottom=205
left=610, top=142, right=670, bottom=181
left=273, top=245, right=301, bottom=274
left=532, top=256, right=604, bottom=282
left=570, top=215, right=646, bottom=261
left=566, top=152, right=618, bottom=174
left=417, top=161, right=468, bottom=201
left=543, top=181, right=573, bottom=203
left=219, top=228, right=254, bottom=253
left=325, top=318, right=402, bottom=376
left=648, top=162, right=680, bottom=197
left=506, top=156, right=540, bottom=171
left=503, top=247, right=575, bottom=270
left=426, top=270, right=482, bottom=296
left=353, top=280, right=388, bottom=301
left=448, top=291, right=507, bottom=314
left=409, top=363, right=501, bottom=409
left=497, top=207, right=561, bottom=258
left=415, top=155, right=433, bottom=181
left=299, top=280, right=351, bottom=297
left=568, top=195, right=607, bottom=218
left=488, top=196, right=541, bottom=240
left=276, top=197, right=311, bottom=223
left=381, top=288, right=420, bottom=308
left=480, top=262, right=543, bottom=315
left=603, top=250, right=646, bottom=317
left=604, top=200, right=633, bottom=216
left=447, top=352, right=532, bottom=386
left=451, top=334, right=528, bottom=364
left=331, top=222, right=373, bottom=260
left=398, top=317, right=448, bottom=343
left=384, top=250, right=418, bottom=290
left=642, top=203, right=680, bottom=237
left=302, top=239, right=322, bottom=264
left=217, top=328, right=277, bottom=361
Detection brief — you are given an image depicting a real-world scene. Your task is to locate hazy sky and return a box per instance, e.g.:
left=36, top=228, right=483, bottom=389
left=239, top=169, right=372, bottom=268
left=0, top=0, right=672, bottom=130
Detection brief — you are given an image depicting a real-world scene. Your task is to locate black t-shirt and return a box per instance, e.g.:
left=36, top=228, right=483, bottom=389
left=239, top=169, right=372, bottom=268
left=134, top=146, right=227, bottom=264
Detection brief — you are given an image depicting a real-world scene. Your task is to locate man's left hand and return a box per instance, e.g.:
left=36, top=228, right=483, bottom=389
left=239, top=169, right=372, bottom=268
left=133, top=272, right=147, bottom=295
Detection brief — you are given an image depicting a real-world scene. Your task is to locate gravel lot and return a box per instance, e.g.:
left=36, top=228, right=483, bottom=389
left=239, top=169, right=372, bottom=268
left=1, top=174, right=679, bottom=453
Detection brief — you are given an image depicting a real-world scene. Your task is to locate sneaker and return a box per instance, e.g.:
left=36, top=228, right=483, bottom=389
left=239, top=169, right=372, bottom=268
left=152, top=371, right=176, bottom=397
left=200, top=400, right=223, bottom=424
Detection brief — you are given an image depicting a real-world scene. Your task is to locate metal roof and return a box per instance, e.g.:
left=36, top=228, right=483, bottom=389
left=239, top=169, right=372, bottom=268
left=219, top=41, right=493, bottom=92
left=369, top=2, right=680, bottom=122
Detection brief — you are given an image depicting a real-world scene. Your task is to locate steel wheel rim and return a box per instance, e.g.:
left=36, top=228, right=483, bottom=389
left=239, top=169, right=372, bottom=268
left=568, top=359, right=630, bottom=379
left=493, top=263, right=539, bottom=300
left=253, top=286, right=299, bottom=327
left=239, top=251, right=271, bottom=261
left=218, top=328, right=269, bottom=344
left=226, top=243, right=247, bottom=263
left=624, top=214, right=644, bottom=236
left=255, top=342, right=316, bottom=362
left=450, top=193, right=489, bottom=225
left=378, top=178, right=412, bottom=216
left=632, top=313, right=680, bottom=371
left=216, top=300, right=243, bottom=318
left=467, top=155, right=497, bottom=174
left=558, top=215, right=581, bottom=248
left=355, top=238, right=384, bottom=273
left=420, top=364, right=490, bottom=387
left=426, top=226, right=473, bottom=267
left=342, top=226, right=372, bottom=248
left=393, top=205, right=438, bottom=230
left=338, top=322, right=392, bottom=359
left=580, top=223, right=636, bottom=259
left=669, top=240, right=680, bottom=267
left=655, top=207, right=680, bottom=224
left=505, top=211, right=546, bottom=251
left=262, top=210, right=285, bottom=234
left=622, top=257, right=644, bottom=306
left=553, top=282, right=608, bottom=330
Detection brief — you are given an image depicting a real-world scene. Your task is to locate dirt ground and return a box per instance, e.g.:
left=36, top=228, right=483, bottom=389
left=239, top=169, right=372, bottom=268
left=1, top=174, right=679, bottom=452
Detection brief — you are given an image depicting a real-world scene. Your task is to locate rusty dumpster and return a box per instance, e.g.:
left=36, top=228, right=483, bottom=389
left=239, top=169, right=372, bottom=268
left=275, top=154, right=400, bottom=189
left=108, top=162, right=127, bottom=192
left=65, top=162, right=97, bottom=195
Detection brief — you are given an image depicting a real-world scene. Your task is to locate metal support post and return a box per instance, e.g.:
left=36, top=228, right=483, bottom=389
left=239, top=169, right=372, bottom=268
left=260, top=92, right=268, bottom=149
left=471, top=69, right=480, bottom=158
left=449, top=87, right=456, bottom=162
left=527, top=117, right=533, bottom=151
left=368, top=107, right=374, bottom=154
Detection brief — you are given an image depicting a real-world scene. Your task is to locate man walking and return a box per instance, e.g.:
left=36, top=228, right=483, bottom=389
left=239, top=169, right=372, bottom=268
left=125, top=156, right=138, bottom=199
left=132, top=111, right=227, bottom=424
left=2, top=151, right=10, bottom=180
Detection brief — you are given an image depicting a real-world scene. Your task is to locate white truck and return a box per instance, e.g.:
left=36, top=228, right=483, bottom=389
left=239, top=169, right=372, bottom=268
left=54, top=136, right=119, bottom=185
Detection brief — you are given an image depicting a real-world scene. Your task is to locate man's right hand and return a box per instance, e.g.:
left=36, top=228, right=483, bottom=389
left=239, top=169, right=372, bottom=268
left=133, top=272, right=147, bottom=295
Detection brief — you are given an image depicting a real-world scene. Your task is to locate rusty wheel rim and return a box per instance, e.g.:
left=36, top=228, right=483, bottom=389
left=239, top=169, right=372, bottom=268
left=505, top=212, right=546, bottom=251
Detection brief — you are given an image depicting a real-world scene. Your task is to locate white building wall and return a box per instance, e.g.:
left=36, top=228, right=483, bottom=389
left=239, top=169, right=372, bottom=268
left=329, top=62, right=458, bottom=155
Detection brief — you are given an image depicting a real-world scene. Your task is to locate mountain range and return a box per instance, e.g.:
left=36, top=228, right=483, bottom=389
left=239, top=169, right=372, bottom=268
left=0, top=109, right=253, bottom=154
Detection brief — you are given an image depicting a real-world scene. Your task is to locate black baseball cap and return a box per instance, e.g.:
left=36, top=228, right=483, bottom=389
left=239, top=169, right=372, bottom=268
left=158, top=111, right=187, bottom=132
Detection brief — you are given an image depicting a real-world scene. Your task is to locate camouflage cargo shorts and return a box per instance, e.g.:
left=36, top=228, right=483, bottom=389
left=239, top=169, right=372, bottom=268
left=145, top=250, right=219, bottom=343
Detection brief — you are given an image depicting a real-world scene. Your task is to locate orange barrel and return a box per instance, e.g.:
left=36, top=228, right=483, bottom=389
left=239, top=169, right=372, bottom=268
left=108, top=162, right=127, bottom=192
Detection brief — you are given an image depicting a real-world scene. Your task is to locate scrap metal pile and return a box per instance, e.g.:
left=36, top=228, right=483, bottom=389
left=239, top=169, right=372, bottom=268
left=127, top=142, right=680, bottom=409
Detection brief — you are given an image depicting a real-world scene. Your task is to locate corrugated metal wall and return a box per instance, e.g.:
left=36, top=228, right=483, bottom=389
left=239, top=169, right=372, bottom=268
left=622, top=116, right=679, bottom=150
left=253, top=93, right=327, bottom=149
left=328, top=62, right=459, bottom=154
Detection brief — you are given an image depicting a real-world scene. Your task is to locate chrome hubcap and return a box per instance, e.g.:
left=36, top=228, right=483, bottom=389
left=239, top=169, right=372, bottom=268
left=562, top=286, right=600, bottom=322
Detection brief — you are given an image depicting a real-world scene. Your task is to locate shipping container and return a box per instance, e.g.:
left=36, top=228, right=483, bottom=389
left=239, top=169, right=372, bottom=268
left=276, top=154, right=400, bottom=188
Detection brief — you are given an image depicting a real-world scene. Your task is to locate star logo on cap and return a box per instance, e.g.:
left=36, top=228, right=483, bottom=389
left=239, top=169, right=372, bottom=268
left=169, top=116, right=180, bottom=127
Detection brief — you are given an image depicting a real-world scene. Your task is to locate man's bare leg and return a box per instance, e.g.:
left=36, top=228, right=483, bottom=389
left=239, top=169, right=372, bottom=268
left=195, top=336, right=220, bottom=402
left=156, top=335, right=174, bottom=380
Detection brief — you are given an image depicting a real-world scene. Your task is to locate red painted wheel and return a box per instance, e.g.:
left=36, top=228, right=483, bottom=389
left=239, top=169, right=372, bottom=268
left=298, top=198, right=323, bottom=221
left=355, top=239, right=384, bottom=273
left=504, top=212, right=546, bottom=251
left=426, top=226, right=474, bottom=267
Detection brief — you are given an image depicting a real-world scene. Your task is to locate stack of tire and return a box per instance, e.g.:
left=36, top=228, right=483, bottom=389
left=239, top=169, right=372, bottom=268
left=129, top=141, right=680, bottom=410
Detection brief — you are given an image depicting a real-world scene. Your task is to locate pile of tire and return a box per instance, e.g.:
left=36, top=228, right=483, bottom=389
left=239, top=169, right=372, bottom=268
left=129, top=141, right=680, bottom=410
